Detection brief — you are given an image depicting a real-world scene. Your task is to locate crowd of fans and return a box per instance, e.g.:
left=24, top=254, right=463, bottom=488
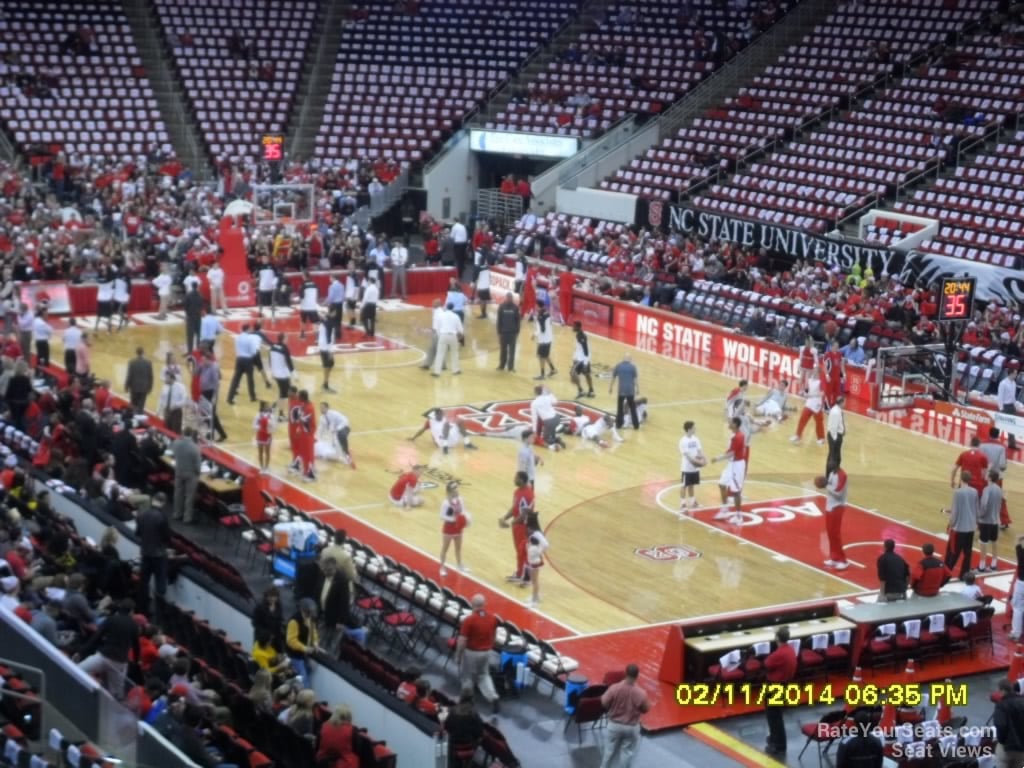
left=510, top=213, right=1024, bottom=362
left=0, top=146, right=404, bottom=291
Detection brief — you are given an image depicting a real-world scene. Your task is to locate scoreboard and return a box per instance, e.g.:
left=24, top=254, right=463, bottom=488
left=937, top=277, right=976, bottom=322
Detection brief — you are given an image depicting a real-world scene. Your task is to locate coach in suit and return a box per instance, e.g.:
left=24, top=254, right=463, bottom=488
left=124, top=347, right=154, bottom=413
left=495, top=293, right=521, bottom=372
left=171, top=428, right=202, bottom=524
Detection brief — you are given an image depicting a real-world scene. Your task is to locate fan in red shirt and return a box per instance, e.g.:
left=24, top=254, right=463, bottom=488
left=520, top=266, right=538, bottom=319
left=288, top=389, right=317, bottom=482
left=499, top=471, right=535, bottom=583
left=389, top=465, right=423, bottom=508
left=952, top=437, right=988, bottom=497
left=763, top=627, right=798, bottom=756
left=821, top=341, right=844, bottom=408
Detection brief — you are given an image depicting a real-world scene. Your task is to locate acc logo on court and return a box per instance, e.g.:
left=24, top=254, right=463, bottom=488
left=440, top=400, right=610, bottom=436
left=634, top=545, right=701, bottom=561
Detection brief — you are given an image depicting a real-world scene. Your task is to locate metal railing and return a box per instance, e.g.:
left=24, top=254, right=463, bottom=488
left=367, top=165, right=411, bottom=218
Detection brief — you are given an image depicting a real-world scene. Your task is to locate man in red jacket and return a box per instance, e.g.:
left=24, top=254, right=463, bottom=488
left=764, top=626, right=798, bottom=757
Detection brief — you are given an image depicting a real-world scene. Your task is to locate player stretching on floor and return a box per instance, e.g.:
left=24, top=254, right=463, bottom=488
left=409, top=408, right=478, bottom=454
left=754, top=381, right=796, bottom=421
left=389, top=465, right=424, bottom=508
left=711, top=417, right=748, bottom=524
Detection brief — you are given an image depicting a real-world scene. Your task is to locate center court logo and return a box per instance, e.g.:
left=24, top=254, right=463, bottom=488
left=634, top=545, right=701, bottom=561
left=435, top=400, right=610, bottom=437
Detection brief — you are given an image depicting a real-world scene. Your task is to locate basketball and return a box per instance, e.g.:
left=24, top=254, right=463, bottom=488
left=823, top=320, right=838, bottom=339
left=692, top=454, right=707, bottom=468
left=813, top=475, right=827, bottom=489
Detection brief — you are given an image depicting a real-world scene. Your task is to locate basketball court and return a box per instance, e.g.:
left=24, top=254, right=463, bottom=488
left=61, top=290, right=1020, bottom=730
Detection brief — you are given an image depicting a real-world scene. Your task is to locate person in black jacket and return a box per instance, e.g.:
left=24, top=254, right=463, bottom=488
left=836, top=709, right=883, bottom=768
left=495, top=293, right=521, bottom=372
left=136, top=493, right=170, bottom=619
left=316, top=557, right=353, bottom=655
left=75, top=598, right=140, bottom=698
left=445, top=694, right=484, bottom=767
left=251, top=586, right=284, bottom=651
left=994, top=678, right=1024, bottom=768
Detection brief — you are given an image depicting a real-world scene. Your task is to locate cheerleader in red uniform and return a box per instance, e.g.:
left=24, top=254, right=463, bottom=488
left=798, top=336, right=817, bottom=393
left=438, top=481, right=471, bottom=576
left=821, top=340, right=844, bottom=408
left=253, top=401, right=273, bottom=474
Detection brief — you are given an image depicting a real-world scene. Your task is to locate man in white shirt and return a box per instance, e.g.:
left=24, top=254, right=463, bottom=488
left=151, top=265, right=172, bottom=320
left=678, top=420, right=704, bottom=511
left=207, top=261, right=226, bottom=314
left=157, top=371, right=187, bottom=434
left=531, top=385, right=566, bottom=450
left=432, top=302, right=463, bottom=377
left=361, top=277, right=380, bottom=337
left=998, top=370, right=1019, bottom=450
left=226, top=324, right=259, bottom=404
left=450, top=217, right=469, bottom=279
left=410, top=408, right=477, bottom=454
left=318, top=402, right=353, bottom=465
left=421, top=299, right=443, bottom=371
left=390, top=238, right=409, bottom=300
left=827, top=395, right=846, bottom=474
left=62, top=318, right=82, bottom=374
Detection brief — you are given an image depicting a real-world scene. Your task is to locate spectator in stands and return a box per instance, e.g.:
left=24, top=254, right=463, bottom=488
left=910, top=543, right=952, bottom=597
left=280, top=688, right=316, bottom=736
left=316, top=556, right=353, bottom=654
left=993, top=677, right=1024, bottom=768
left=316, top=704, right=359, bottom=768
left=30, top=599, right=62, bottom=646
left=252, top=586, right=284, bottom=650
left=152, top=687, right=218, bottom=767
left=249, top=668, right=274, bottom=714
left=411, top=680, right=439, bottom=717
left=841, top=337, right=866, bottom=365
left=75, top=597, right=140, bottom=698
left=444, top=694, right=484, bottom=765
left=136, top=491, right=170, bottom=619
left=285, top=598, right=322, bottom=688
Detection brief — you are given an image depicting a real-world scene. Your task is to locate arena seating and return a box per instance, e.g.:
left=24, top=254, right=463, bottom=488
left=0, top=0, right=171, bottom=158
left=895, top=130, right=1024, bottom=267
left=601, top=0, right=992, bottom=204
left=487, top=0, right=779, bottom=138
left=313, top=0, right=579, bottom=163
left=153, top=0, right=318, bottom=162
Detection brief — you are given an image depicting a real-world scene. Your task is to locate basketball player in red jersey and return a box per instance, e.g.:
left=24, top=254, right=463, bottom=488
left=286, top=386, right=300, bottom=473
left=711, top=417, right=748, bottom=524
left=557, top=265, right=576, bottom=326
left=798, top=336, right=817, bottom=393
left=520, top=265, right=538, bottom=320
left=290, top=389, right=317, bottom=482
left=791, top=374, right=826, bottom=445
left=951, top=436, right=988, bottom=497
left=499, top=471, right=534, bottom=584
left=725, top=380, right=748, bottom=419
left=821, top=340, right=844, bottom=408
left=186, top=344, right=205, bottom=403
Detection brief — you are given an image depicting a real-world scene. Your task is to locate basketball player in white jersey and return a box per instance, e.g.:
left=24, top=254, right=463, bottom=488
left=298, top=270, right=319, bottom=339
left=409, top=408, right=478, bottom=454
left=532, top=305, right=556, bottom=380
left=580, top=414, right=623, bottom=449
left=754, top=380, right=796, bottom=421
left=257, top=258, right=278, bottom=320
left=678, top=420, right=705, bottom=511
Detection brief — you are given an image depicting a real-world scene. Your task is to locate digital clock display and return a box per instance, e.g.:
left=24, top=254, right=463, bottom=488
left=937, top=277, right=976, bottom=322
left=261, top=135, right=284, bottom=162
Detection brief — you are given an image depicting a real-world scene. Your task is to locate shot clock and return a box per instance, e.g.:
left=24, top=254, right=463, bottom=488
left=937, top=277, right=976, bottom=322
left=261, top=134, right=284, bottom=162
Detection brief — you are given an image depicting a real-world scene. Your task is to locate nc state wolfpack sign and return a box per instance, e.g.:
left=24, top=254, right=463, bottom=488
left=433, top=400, right=610, bottom=437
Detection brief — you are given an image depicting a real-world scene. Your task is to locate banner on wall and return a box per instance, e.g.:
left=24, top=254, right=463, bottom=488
left=641, top=203, right=901, bottom=275
left=218, top=218, right=253, bottom=307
